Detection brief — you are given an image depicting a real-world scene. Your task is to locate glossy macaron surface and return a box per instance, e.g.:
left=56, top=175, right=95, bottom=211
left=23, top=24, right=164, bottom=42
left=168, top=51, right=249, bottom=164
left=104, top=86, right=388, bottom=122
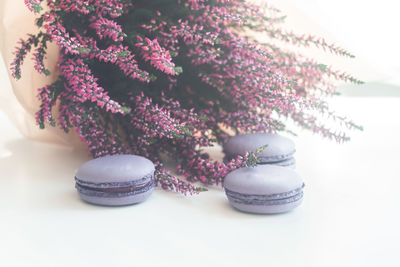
left=75, top=154, right=155, bottom=206
left=224, top=165, right=304, bottom=214
left=223, top=133, right=295, bottom=163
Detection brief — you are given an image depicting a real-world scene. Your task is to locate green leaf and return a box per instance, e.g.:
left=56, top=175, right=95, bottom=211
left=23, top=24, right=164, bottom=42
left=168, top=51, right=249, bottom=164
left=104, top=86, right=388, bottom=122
left=32, top=4, right=43, bottom=14
left=199, top=115, right=209, bottom=121
left=87, top=5, right=95, bottom=12
left=149, top=74, right=157, bottom=81
left=117, top=51, right=130, bottom=58
left=196, top=186, right=208, bottom=192
left=245, top=144, right=268, bottom=167
left=77, top=47, right=91, bottom=54
left=44, top=69, right=51, bottom=76
left=317, top=64, right=328, bottom=72
left=182, top=127, right=193, bottom=136
left=172, top=132, right=184, bottom=139
left=174, top=66, right=183, bottom=74
left=36, top=17, right=44, bottom=27
left=120, top=106, right=131, bottom=114
left=148, top=138, right=158, bottom=144
left=255, top=144, right=268, bottom=156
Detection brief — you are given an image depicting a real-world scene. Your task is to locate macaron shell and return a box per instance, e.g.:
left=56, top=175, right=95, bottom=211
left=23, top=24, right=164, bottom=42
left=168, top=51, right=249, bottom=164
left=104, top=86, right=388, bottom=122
left=224, top=165, right=303, bottom=195
left=223, top=133, right=295, bottom=161
left=75, top=154, right=155, bottom=183
left=228, top=197, right=303, bottom=214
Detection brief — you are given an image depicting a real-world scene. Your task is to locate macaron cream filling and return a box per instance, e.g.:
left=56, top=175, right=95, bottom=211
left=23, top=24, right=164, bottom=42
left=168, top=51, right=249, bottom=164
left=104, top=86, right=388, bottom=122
left=256, top=149, right=296, bottom=163
left=75, top=174, right=154, bottom=198
left=225, top=150, right=295, bottom=163
left=225, top=183, right=304, bottom=206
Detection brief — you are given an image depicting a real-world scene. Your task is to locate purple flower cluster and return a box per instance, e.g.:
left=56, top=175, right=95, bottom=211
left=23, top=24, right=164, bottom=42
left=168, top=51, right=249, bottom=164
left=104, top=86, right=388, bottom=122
left=35, top=84, right=56, bottom=129
left=90, top=16, right=126, bottom=42
left=47, top=0, right=130, bottom=17
left=132, top=93, right=191, bottom=140
left=11, top=35, right=36, bottom=80
left=59, top=56, right=124, bottom=114
left=12, top=0, right=363, bottom=195
left=135, top=36, right=177, bottom=76
left=155, top=168, right=207, bottom=196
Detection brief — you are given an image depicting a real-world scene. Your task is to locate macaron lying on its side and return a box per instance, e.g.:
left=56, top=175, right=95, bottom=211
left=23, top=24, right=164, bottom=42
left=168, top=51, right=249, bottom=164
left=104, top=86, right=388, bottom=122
left=224, top=165, right=304, bottom=214
left=223, top=133, right=296, bottom=168
left=75, top=155, right=155, bottom=206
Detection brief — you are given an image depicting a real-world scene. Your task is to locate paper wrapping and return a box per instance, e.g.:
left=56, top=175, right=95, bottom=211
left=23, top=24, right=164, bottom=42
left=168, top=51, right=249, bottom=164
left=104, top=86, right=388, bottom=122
left=0, top=0, right=82, bottom=147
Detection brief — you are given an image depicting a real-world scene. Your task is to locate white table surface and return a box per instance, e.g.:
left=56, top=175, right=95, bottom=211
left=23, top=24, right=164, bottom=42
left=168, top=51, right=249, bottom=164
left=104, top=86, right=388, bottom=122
left=2, top=1, right=400, bottom=265
left=1, top=95, right=400, bottom=267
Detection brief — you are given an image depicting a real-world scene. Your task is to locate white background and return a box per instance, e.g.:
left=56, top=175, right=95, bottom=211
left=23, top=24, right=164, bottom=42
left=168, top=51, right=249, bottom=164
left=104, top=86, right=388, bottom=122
left=268, top=0, right=400, bottom=84
left=1, top=1, right=400, bottom=267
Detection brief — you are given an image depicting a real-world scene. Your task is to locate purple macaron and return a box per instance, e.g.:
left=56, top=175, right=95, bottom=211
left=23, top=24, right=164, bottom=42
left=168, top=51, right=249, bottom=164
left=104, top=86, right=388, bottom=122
left=223, top=133, right=296, bottom=168
left=75, top=155, right=155, bottom=206
left=224, top=165, right=304, bottom=214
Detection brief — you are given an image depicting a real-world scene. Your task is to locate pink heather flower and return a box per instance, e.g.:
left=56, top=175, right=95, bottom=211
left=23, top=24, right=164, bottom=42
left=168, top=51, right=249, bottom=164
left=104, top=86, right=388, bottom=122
left=103, top=45, right=150, bottom=82
left=48, top=0, right=91, bottom=15
left=66, top=102, right=130, bottom=157
left=32, top=37, right=51, bottom=76
left=12, top=0, right=363, bottom=194
left=93, top=0, right=130, bottom=18
left=135, top=37, right=178, bottom=76
left=155, top=168, right=206, bottom=195
left=35, top=84, right=54, bottom=128
left=90, top=16, right=126, bottom=42
left=47, top=0, right=131, bottom=18
left=131, top=93, right=187, bottom=140
left=10, top=33, right=47, bottom=79
left=59, top=57, right=124, bottom=114
left=58, top=98, right=72, bottom=133
left=43, top=16, right=150, bottom=82
left=10, top=38, right=31, bottom=79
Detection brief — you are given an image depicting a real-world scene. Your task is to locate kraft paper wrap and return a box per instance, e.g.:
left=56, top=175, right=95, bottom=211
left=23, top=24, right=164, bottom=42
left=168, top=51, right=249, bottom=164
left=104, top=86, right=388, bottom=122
left=0, top=0, right=82, bottom=147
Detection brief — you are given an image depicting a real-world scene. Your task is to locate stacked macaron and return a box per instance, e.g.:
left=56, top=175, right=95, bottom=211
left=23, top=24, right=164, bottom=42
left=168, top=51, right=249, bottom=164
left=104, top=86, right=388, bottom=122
left=223, top=133, right=304, bottom=214
left=75, top=154, right=155, bottom=206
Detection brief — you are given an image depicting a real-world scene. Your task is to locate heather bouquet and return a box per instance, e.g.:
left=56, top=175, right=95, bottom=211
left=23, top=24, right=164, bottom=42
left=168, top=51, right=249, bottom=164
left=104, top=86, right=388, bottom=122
left=12, top=0, right=362, bottom=194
